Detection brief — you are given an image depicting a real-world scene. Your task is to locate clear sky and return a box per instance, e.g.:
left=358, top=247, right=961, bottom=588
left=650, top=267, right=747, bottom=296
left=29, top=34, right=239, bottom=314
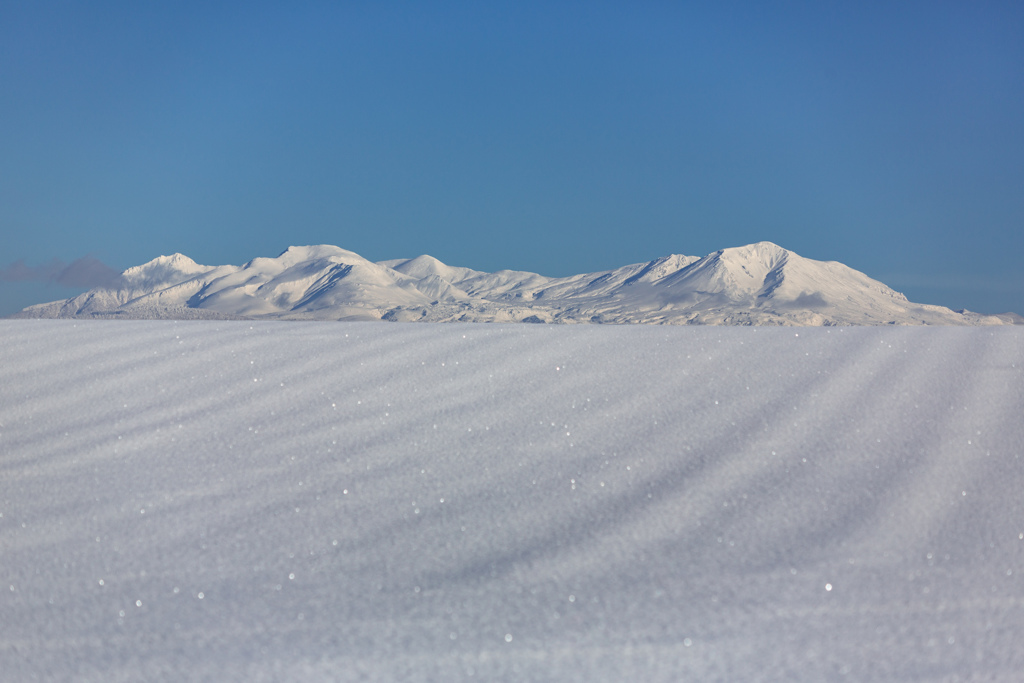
left=2, top=1, right=1022, bottom=316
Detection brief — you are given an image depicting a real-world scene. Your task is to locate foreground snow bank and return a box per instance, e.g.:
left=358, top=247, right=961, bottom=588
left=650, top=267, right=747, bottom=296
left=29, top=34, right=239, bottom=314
left=2, top=321, right=1023, bottom=682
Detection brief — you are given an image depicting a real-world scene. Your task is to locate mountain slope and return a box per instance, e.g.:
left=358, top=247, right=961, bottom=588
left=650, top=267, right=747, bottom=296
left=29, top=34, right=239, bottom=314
left=13, top=242, right=1009, bottom=326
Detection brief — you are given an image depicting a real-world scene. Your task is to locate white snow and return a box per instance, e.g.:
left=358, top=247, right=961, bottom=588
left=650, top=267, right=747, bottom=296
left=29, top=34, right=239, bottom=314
left=15, top=242, right=1012, bottom=325
left=2, top=320, right=1024, bottom=681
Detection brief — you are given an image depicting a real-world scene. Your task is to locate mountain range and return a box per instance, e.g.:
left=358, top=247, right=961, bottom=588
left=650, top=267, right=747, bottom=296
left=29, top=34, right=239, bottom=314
left=13, top=242, right=1016, bottom=326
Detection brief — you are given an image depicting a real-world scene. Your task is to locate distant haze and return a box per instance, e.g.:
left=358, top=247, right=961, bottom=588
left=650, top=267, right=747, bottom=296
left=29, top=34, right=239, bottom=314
left=0, top=256, right=122, bottom=289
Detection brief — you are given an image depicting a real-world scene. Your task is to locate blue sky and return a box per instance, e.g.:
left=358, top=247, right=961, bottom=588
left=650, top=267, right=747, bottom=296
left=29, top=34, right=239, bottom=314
left=2, top=1, right=1022, bottom=316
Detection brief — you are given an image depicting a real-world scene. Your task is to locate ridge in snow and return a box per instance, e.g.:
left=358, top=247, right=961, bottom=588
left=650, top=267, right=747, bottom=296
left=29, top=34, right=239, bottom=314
left=11, top=241, right=1012, bottom=326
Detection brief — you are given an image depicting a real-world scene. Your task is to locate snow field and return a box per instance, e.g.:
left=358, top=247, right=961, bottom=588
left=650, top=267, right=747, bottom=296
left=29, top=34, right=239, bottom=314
left=1, top=321, right=1023, bottom=681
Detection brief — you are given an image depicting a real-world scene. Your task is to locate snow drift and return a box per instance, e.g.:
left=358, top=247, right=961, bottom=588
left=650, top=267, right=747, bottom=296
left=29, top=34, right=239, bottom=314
left=2, top=320, right=1023, bottom=681
left=14, top=242, right=1009, bottom=326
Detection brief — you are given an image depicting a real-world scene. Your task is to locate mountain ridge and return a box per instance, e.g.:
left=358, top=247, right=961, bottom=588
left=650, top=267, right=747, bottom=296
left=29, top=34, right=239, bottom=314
left=12, top=242, right=1011, bottom=326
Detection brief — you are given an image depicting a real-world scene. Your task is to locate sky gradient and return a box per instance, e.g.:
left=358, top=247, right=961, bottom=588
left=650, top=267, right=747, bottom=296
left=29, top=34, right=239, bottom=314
left=2, top=1, right=1023, bottom=316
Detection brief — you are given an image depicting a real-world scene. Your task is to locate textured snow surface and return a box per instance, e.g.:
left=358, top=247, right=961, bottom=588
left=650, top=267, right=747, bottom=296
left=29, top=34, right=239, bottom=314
left=2, top=320, right=1024, bottom=682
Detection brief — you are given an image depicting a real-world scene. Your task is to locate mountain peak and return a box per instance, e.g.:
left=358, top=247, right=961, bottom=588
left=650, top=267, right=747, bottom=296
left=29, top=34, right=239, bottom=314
left=717, top=241, right=791, bottom=266
left=382, top=254, right=481, bottom=284
left=129, top=253, right=199, bottom=270
left=277, top=245, right=366, bottom=262
left=390, top=254, right=448, bottom=274
left=120, top=253, right=210, bottom=289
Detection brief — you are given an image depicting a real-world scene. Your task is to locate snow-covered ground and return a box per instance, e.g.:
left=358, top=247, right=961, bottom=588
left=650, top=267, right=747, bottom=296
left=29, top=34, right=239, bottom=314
left=2, top=320, right=1023, bottom=682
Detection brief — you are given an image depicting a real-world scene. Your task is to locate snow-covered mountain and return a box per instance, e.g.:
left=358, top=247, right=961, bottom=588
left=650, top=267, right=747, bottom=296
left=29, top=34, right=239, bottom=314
left=14, top=242, right=1009, bottom=325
